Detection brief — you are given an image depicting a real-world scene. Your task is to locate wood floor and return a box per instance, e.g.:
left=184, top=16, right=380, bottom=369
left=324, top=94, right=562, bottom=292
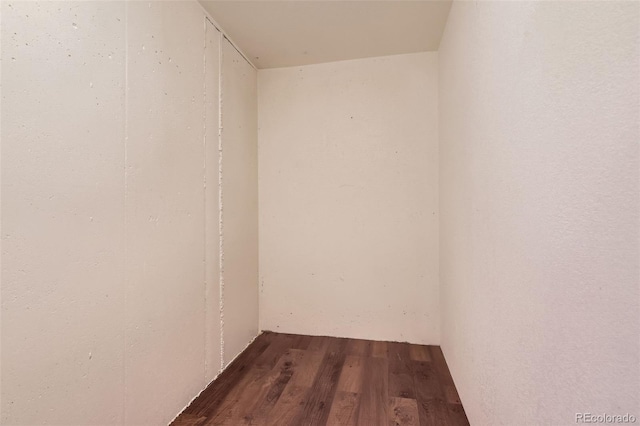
left=172, top=332, right=469, bottom=426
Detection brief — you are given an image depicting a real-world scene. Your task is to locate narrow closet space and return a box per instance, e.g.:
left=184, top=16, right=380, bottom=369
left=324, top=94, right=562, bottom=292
left=1, top=1, right=638, bottom=425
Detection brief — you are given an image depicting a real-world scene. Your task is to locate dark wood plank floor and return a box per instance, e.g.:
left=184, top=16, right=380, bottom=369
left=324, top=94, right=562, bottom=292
left=172, top=332, right=469, bottom=426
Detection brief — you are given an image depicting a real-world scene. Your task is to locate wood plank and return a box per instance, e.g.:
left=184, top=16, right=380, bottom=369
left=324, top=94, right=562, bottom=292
left=327, top=391, right=360, bottom=426
left=291, top=334, right=313, bottom=350
left=388, top=342, right=415, bottom=399
left=412, top=360, right=449, bottom=426
left=271, top=332, right=313, bottom=350
left=414, top=399, right=452, bottom=426
left=408, top=345, right=431, bottom=362
left=389, top=397, right=419, bottom=426
left=289, top=349, right=324, bottom=388
left=371, top=341, right=388, bottom=358
left=429, top=347, right=469, bottom=426
left=202, top=334, right=287, bottom=423
left=307, top=336, right=332, bottom=353
left=175, top=332, right=273, bottom=420
left=265, top=385, right=310, bottom=426
left=221, top=350, right=303, bottom=425
left=356, top=356, right=388, bottom=425
left=337, top=355, right=365, bottom=393
left=253, top=333, right=297, bottom=370
left=428, top=346, right=452, bottom=386
left=292, top=339, right=348, bottom=425
left=262, top=348, right=324, bottom=425
left=326, top=336, right=349, bottom=354
left=242, top=349, right=305, bottom=424
left=346, top=338, right=372, bottom=357
left=205, top=364, right=273, bottom=425
left=171, top=414, right=207, bottom=426
left=443, top=385, right=461, bottom=405
left=448, top=403, right=470, bottom=426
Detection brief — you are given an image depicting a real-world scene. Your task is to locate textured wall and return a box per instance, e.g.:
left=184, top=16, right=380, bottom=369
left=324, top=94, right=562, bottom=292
left=1, top=2, right=127, bottom=424
left=124, top=3, right=208, bottom=424
left=258, top=53, right=439, bottom=344
left=220, top=39, right=259, bottom=366
left=1, top=2, right=258, bottom=424
left=438, top=1, right=640, bottom=424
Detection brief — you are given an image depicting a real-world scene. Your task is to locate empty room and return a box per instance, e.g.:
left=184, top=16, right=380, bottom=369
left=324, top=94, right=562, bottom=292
left=1, top=0, right=638, bottom=425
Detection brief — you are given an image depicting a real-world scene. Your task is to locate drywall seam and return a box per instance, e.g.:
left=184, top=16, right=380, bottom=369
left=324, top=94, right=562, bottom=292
left=218, top=28, right=225, bottom=371
left=202, top=15, right=208, bottom=384
left=202, top=14, right=256, bottom=70
left=0, top=2, right=4, bottom=415
left=434, top=50, right=441, bottom=346
left=122, top=4, right=129, bottom=423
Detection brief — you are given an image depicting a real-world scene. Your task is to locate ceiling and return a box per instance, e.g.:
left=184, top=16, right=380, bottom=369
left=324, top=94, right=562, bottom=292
left=199, top=1, right=453, bottom=69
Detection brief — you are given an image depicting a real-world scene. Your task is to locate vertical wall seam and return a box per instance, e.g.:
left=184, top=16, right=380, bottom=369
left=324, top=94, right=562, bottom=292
left=435, top=51, right=442, bottom=344
left=218, top=31, right=225, bottom=372
left=202, top=15, right=208, bottom=386
left=122, top=2, right=129, bottom=423
left=0, top=8, right=3, bottom=415
left=255, top=68, right=260, bottom=334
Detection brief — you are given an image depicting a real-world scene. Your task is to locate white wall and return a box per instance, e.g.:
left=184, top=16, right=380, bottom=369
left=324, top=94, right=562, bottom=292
left=2, top=3, right=127, bottom=424
left=124, top=3, right=208, bottom=424
left=220, top=39, right=259, bottom=366
left=258, top=53, right=439, bottom=344
left=0, top=2, right=258, bottom=424
left=439, top=1, right=639, bottom=425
